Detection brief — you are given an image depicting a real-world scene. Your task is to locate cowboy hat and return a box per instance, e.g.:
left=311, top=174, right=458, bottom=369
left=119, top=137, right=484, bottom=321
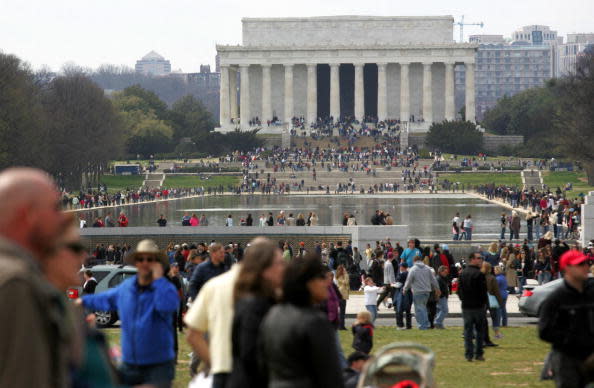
left=126, top=239, right=168, bottom=267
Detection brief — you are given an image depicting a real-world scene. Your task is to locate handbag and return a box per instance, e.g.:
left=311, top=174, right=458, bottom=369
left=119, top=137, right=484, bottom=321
left=488, top=293, right=499, bottom=309
left=188, top=372, right=213, bottom=388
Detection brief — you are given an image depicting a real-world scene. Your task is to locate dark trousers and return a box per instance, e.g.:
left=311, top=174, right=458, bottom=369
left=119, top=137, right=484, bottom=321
left=462, top=308, right=485, bottom=359
left=212, top=373, right=230, bottom=388
left=339, top=299, right=347, bottom=329
left=119, top=360, right=175, bottom=388
left=377, top=285, right=393, bottom=307
left=551, top=350, right=594, bottom=388
left=427, top=298, right=437, bottom=329
left=395, top=290, right=412, bottom=329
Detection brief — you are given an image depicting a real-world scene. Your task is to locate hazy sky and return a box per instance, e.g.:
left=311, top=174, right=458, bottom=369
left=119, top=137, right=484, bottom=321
left=1, top=0, right=593, bottom=72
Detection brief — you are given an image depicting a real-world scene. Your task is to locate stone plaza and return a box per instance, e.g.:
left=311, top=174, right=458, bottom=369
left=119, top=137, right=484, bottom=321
left=216, top=16, right=478, bottom=133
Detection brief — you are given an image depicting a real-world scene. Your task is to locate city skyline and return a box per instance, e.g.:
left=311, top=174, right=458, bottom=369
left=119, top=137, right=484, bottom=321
left=1, top=0, right=593, bottom=73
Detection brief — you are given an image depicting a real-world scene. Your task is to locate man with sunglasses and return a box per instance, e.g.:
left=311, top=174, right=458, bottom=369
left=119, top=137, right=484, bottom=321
left=539, top=250, right=594, bottom=387
left=0, top=168, right=71, bottom=388
left=80, top=239, right=179, bottom=387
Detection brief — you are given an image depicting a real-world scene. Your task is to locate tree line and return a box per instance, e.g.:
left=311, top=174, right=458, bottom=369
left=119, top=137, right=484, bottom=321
left=0, top=52, right=261, bottom=190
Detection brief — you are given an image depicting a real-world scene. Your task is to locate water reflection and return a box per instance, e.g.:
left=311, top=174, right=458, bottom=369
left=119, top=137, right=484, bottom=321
left=78, top=194, right=509, bottom=240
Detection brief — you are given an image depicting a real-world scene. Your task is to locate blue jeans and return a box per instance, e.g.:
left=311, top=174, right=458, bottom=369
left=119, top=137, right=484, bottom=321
left=435, top=297, right=448, bottom=328
left=366, top=304, right=377, bottom=323
left=462, top=308, right=485, bottom=359
left=453, top=233, right=459, bottom=241
left=412, top=292, right=430, bottom=330
left=500, top=296, right=508, bottom=326
left=489, top=307, right=501, bottom=329
left=500, top=227, right=505, bottom=240
left=464, top=227, right=472, bottom=240
left=119, top=360, right=175, bottom=387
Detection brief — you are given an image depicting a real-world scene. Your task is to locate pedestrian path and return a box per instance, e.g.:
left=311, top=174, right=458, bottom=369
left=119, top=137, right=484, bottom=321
left=345, top=293, right=521, bottom=317
left=522, top=169, right=544, bottom=190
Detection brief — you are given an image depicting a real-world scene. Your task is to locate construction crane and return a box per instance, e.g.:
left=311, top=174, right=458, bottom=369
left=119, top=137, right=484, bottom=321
left=454, top=15, right=484, bottom=43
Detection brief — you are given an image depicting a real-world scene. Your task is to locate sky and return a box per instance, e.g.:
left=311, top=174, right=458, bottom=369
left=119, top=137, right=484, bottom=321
left=1, top=0, right=593, bottom=73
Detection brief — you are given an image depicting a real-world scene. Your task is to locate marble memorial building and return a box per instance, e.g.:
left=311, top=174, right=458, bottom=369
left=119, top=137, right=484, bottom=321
left=216, top=16, right=478, bottom=132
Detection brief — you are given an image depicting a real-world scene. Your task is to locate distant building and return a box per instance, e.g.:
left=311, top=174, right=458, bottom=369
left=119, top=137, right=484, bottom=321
left=135, top=51, right=171, bottom=76
left=469, top=35, right=506, bottom=44
left=456, top=42, right=553, bottom=121
left=511, top=25, right=561, bottom=45
left=556, top=33, right=594, bottom=76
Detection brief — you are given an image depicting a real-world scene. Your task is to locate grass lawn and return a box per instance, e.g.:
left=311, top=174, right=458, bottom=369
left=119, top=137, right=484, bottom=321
left=542, top=171, right=594, bottom=198
left=104, top=326, right=551, bottom=388
left=438, top=172, right=522, bottom=187
left=162, top=175, right=239, bottom=189
left=99, top=175, right=144, bottom=192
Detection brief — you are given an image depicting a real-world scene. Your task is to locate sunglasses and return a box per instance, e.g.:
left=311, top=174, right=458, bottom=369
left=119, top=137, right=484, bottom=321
left=135, top=256, right=156, bottom=263
left=64, top=241, right=86, bottom=254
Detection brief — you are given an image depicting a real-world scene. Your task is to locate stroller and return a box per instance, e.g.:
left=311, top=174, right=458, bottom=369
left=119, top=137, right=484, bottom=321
left=356, top=343, right=435, bottom=388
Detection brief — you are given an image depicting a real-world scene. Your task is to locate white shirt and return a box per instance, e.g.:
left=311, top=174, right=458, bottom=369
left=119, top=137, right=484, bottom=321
left=452, top=216, right=461, bottom=226
left=363, top=285, right=381, bottom=305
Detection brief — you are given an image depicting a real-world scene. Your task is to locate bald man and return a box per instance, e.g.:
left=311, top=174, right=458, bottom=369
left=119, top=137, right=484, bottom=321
left=0, top=168, right=71, bottom=388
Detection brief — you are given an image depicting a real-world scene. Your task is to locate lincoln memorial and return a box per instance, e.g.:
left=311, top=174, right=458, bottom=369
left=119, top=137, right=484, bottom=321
left=216, top=16, right=478, bottom=132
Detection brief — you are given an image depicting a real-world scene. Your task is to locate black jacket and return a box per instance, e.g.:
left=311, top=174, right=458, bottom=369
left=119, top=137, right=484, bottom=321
left=539, top=279, right=594, bottom=360
left=457, top=265, right=488, bottom=309
left=351, top=323, right=373, bottom=354
left=229, top=295, right=274, bottom=388
left=260, top=304, right=345, bottom=388
left=437, top=275, right=449, bottom=298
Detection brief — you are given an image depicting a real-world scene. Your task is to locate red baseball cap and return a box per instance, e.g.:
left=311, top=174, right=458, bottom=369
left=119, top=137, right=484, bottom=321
left=559, top=250, right=588, bottom=271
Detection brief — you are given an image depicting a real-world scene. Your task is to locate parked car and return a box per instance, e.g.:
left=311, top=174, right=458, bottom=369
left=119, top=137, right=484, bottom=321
left=518, top=278, right=563, bottom=317
left=67, top=264, right=137, bottom=327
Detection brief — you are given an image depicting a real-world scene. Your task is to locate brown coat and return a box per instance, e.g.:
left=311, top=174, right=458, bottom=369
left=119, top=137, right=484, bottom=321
left=0, top=237, right=71, bottom=388
left=486, top=273, right=504, bottom=307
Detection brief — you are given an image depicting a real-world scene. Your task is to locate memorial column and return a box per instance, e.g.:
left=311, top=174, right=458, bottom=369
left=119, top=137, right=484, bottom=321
left=400, top=62, right=410, bottom=122
left=306, top=64, right=317, bottom=124
left=354, top=63, right=364, bottom=121
left=422, top=63, right=433, bottom=123
left=445, top=62, right=455, bottom=121
left=284, top=64, right=294, bottom=124
left=219, top=65, right=230, bottom=126
left=261, top=64, right=272, bottom=122
left=377, top=63, right=387, bottom=122
left=465, top=62, right=476, bottom=123
left=229, top=67, right=238, bottom=120
left=239, top=64, right=250, bottom=130
left=330, top=63, right=340, bottom=121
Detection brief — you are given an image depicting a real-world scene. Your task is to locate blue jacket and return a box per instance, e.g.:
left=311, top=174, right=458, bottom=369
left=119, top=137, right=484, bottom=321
left=82, top=276, right=178, bottom=365
left=188, top=259, right=227, bottom=299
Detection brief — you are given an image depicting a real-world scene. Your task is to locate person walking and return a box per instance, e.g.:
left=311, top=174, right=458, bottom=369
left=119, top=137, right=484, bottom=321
left=539, top=250, right=594, bottom=387
left=81, top=239, right=179, bottom=386
left=463, top=215, right=473, bottom=241
left=434, top=266, right=450, bottom=329
left=260, top=255, right=345, bottom=388
left=458, top=252, right=488, bottom=362
left=494, top=266, right=509, bottom=327
left=452, top=212, right=461, bottom=240
left=500, top=212, right=507, bottom=240
left=376, top=252, right=396, bottom=309
left=482, top=261, right=503, bottom=344
left=394, top=262, right=412, bottom=330
left=335, top=265, right=350, bottom=330
left=403, top=256, right=440, bottom=330
left=228, top=239, right=285, bottom=388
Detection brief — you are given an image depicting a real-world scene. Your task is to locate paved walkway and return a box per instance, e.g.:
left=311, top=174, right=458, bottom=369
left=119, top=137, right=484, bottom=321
left=345, top=292, right=522, bottom=318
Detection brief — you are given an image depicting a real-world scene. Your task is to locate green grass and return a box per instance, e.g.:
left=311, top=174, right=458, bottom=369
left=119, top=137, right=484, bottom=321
left=162, top=175, right=239, bottom=189
left=104, top=326, right=550, bottom=388
left=339, top=326, right=551, bottom=388
left=542, top=171, right=594, bottom=198
left=438, top=172, right=522, bottom=187
left=99, top=175, right=144, bottom=192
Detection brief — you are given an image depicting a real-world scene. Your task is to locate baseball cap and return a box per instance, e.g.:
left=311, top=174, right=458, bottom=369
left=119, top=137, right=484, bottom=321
left=559, top=250, right=588, bottom=271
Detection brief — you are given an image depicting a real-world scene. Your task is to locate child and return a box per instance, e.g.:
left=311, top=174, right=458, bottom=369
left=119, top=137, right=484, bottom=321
left=352, top=310, right=374, bottom=354
left=363, top=277, right=382, bottom=322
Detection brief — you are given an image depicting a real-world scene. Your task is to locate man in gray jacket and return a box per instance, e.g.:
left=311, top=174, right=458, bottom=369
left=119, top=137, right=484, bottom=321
left=403, top=256, right=440, bottom=330
left=0, top=168, right=70, bottom=388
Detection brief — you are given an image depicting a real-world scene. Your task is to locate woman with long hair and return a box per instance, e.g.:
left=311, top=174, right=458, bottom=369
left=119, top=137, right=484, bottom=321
left=481, top=261, right=503, bottom=342
left=260, top=254, right=344, bottom=388
left=228, top=238, right=285, bottom=388
left=335, top=264, right=350, bottom=330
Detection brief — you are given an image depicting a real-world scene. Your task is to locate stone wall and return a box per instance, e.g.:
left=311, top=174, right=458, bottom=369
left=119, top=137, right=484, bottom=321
left=482, top=135, right=524, bottom=152
left=242, top=16, right=454, bottom=47
left=80, top=225, right=409, bottom=253
left=581, top=191, right=594, bottom=246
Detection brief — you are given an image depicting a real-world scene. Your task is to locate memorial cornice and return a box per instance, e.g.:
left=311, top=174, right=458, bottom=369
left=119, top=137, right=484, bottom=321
left=217, top=43, right=478, bottom=50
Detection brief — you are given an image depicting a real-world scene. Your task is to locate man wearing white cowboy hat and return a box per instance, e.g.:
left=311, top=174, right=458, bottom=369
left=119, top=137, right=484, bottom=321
left=80, top=239, right=179, bottom=387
